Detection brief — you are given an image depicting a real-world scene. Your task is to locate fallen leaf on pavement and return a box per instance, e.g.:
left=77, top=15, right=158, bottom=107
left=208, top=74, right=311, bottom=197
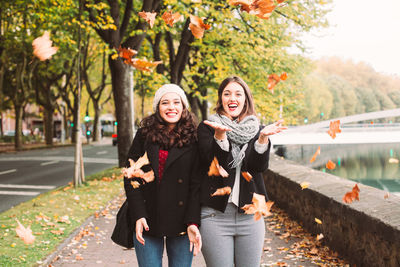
left=15, top=219, right=35, bottom=244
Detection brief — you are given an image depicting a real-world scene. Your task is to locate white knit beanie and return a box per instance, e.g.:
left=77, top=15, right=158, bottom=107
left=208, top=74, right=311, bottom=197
left=152, top=84, right=189, bottom=112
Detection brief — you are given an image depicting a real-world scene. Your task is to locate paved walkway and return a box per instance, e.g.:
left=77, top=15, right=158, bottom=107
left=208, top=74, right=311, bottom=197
left=46, top=194, right=348, bottom=267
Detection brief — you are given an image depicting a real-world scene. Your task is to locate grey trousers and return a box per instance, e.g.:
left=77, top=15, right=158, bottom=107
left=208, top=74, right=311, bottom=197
left=200, top=203, right=265, bottom=267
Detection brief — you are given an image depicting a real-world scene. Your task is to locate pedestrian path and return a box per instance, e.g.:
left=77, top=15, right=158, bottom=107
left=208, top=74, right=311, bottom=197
left=45, top=194, right=348, bottom=267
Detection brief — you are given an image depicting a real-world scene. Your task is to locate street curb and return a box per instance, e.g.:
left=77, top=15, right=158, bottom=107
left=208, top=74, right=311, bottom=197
left=39, top=193, right=121, bottom=267
left=0, top=143, right=75, bottom=154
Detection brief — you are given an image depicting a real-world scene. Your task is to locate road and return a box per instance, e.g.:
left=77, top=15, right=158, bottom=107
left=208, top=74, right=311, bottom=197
left=0, top=139, right=118, bottom=213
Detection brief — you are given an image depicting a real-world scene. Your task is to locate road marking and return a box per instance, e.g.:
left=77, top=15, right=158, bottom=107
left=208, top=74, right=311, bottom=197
left=96, top=151, right=107, bottom=155
left=40, top=161, right=59, bottom=166
left=0, top=184, right=56, bottom=190
left=0, top=169, right=17, bottom=175
left=0, top=157, right=117, bottom=164
left=0, top=190, right=40, bottom=196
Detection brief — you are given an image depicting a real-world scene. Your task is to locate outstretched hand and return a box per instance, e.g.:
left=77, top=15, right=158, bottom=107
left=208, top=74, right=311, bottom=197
left=204, top=120, right=232, bottom=140
left=187, top=225, right=202, bottom=256
left=258, top=119, right=287, bottom=144
left=135, top=217, right=149, bottom=245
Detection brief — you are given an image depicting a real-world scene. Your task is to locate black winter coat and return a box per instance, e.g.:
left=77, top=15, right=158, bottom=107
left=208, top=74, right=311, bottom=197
left=123, top=128, right=200, bottom=237
left=194, top=121, right=271, bottom=213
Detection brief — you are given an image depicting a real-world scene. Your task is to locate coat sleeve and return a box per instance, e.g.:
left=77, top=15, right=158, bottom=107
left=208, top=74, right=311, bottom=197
left=197, top=121, right=230, bottom=167
left=245, top=131, right=271, bottom=173
left=124, top=128, right=148, bottom=223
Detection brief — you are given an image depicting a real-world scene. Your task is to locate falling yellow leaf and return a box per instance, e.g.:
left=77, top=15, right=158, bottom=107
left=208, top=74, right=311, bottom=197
left=315, top=218, right=322, bottom=224
left=300, top=182, right=310, bottom=190
left=32, top=31, right=58, bottom=61
left=242, top=193, right=274, bottom=221
left=388, top=158, right=399, bottom=164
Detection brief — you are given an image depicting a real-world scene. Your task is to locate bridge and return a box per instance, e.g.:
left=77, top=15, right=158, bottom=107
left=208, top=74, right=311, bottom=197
left=270, top=108, right=400, bottom=145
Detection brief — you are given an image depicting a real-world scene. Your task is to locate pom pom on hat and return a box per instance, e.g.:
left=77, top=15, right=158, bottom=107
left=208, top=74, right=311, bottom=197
left=153, top=84, right=189, bottom=112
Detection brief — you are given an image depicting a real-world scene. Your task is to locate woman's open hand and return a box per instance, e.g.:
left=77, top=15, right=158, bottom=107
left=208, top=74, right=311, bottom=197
left=135, top=217, right=149, bottom=245
left=204, top=120, right=232, bottom=141
left=187, top=225, right=202, bottom=256
left=258, top=119, right=287, bottom=144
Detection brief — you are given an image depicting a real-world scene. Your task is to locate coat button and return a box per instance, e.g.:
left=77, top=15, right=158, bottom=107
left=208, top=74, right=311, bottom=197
left=178, top=179, right=183, bottom=184
left=178, top=201, right=184, bottom=206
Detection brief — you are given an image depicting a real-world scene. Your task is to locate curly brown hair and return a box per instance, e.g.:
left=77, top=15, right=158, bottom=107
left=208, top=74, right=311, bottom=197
left=140, top=107, right=198, bottom=150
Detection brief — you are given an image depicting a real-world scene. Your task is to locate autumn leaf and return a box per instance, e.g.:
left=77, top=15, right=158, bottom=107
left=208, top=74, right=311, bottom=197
left=388, top=158, right=399, bottom=164
left=384, top=192, right=390, bottom=199
left=251, top=0, right=276, bottom=19
left=189, top=15, right=211, bottom=39
left=131, top=58, right=162, bottom=72
left=268, top=73, right=280, bottom=90
left=130, top=181, right=140, bottom=189
left=327, top=120, right=341, bottom=139
left=241, top=193, right=274, bottom=221
left=138, top=11, right=157, bottom=28
left=342, top=184, right=360, bottom=204
left=208, top=157, right=229, bottom=177
left=309, top=146, right=320, bottom=163
left=118, top=46, right=138, bottom=65
left=316, top=233, right=324, bottom=240
left=211, top=186, right=231, bottom=196
left=300, top=182, right=310, bottom=190
left=326, top=160, right=336, bottom=170
left=32, top=31, right=58, bottom=61
left=15, top=219, right=35, bottom=244
left=242, top=171, right=252, bottom=182
left=314, top=218, right=322, bottom=224
left=161, top=11, right=182, bottom=27
left=228, top=0, right=253, bottom=12
left=280, top=72, right=288, bottom=80
left=122, top=153, right=150, bottom=178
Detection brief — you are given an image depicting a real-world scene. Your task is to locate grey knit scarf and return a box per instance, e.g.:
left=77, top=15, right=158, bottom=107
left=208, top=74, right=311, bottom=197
left=208, top=114, right=259, bottom=168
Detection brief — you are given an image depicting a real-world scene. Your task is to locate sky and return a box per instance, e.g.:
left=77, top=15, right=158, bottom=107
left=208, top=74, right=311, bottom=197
left=300, top=0, right=400, bottom=76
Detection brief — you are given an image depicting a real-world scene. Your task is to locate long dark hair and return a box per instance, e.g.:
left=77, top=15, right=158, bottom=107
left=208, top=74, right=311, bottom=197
left=140, top=106, right=197, bottom=149
left=215, top=76, right=256, bottom=121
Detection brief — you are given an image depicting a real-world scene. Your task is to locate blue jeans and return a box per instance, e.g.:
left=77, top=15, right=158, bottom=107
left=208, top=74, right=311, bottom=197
left=133, top=233, right=193, bottom=267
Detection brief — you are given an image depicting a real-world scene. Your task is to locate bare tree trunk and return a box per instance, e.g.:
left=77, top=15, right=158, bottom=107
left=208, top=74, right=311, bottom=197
left=14, top=104, right=23, bottom=150
left=43, top=108, right=54, bottom=145
left=71, top=97, right=78, bottom=143
left=92, top=104, right=101, bottom=141
left=109, top=57, right=134, bottom=167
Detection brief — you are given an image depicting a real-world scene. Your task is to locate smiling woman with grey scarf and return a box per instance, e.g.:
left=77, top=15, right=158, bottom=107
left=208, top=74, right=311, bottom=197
left=192, top=76, right=286, bottom=267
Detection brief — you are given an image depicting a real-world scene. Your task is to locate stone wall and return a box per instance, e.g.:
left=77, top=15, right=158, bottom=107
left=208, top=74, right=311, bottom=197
left=264, top=155, right=400, bottom=267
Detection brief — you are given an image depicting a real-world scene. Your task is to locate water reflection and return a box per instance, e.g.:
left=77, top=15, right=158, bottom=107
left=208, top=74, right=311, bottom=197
left=275, top=143, right=400, bottom=192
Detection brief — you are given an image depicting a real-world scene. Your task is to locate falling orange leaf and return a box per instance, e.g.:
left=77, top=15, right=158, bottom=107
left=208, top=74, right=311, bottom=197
left=32, top=31, right=58, bottom=61
left=268, top=73, right=280, bottom=90
left=131, top=58, right=162, bottom=72
left=300, top=182, right=310, bottom=190
left=189, top=15, right=211, bottom=39
left=161, top=11, right=182, bottom=27
left=118, top=46, right=138, bottom=65
left=309, top=146, right=321, bottom=163
left=342, top=184, right=360, bottom=204
left=326, top=160, right=336, bottom=170
left=316, top=233, right=324, bottom=240
left=315, top=218, right=322, bottom=224
left=279, top=72, right=288, bottom=80
left=384, top=192, right=390, bottom=199
left=251, top=0, right=276, bottom=19
left=208, top=157, right=229, bottom=177
left=211, top=186, right=231, bottom=197
left=228, top=0, right=253, bottom=12
left=327, top=120, right=341, bottom=139
left=130, top=181, right=140, bottom=189
left=138, top=11, right=157, bottom=28
left=241, top=171, right=252, bottom=182
left=242, top=193, right=274, bottom=221
left=15, top=219, right=35, bottom=244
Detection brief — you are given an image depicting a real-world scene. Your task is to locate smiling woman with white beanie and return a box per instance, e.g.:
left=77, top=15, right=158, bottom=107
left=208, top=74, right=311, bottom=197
left=122, top=83, right=202, bottom=267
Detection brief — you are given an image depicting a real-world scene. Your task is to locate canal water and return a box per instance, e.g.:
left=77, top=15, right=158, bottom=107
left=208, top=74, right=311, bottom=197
left=274, top=143, right=400, bottom=193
